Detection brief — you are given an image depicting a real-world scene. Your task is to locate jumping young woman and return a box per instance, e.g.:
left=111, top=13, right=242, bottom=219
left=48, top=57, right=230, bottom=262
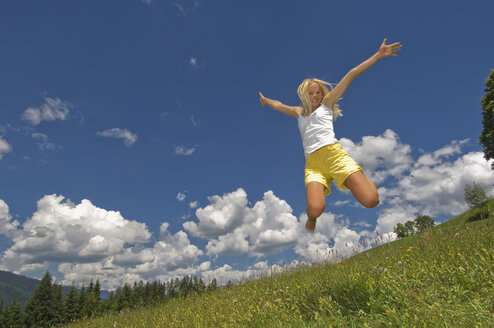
left=259, top=38, right=402, bottom=232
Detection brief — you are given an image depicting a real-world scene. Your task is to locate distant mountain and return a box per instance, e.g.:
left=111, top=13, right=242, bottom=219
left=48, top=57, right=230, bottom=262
left=0, top=270, right=110, bottom=308
left=0, top=270, right=40, bottom=308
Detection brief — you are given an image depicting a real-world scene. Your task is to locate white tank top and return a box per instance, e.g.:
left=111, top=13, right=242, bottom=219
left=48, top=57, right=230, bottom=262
left=297, top=104, right=338, bottom=158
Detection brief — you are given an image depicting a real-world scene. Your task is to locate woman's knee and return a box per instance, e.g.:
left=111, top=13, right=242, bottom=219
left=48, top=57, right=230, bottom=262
left=306, top=182, right=326, bottom=218
left=362, top=193, right=379, bottom=208
left=307, top=201, right=325, bottom=218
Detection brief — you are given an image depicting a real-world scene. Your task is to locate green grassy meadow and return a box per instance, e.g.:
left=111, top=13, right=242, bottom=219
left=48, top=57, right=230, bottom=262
left=68, top=200, right=494, bottom=327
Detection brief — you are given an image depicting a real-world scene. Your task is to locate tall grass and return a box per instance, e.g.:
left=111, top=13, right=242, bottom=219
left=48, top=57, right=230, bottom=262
left=68, top=200, right=494, bottom=327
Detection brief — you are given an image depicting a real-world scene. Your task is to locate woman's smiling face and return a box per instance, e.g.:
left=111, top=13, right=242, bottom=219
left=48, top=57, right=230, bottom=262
left=307, top=83, right=323, bottom=110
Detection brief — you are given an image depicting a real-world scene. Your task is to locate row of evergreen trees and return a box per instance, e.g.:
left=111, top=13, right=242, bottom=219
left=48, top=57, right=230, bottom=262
left=0, top=271, right=218, bottom=328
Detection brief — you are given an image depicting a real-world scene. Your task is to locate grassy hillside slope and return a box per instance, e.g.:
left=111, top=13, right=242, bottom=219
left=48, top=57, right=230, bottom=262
left=70, top=200, right=494, bottom=327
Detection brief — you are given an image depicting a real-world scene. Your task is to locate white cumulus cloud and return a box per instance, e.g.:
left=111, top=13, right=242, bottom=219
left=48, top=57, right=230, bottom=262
left=374, top=140, right=494, bottom=234
left=176, top=192, right=186, bottom=202
left=1, top=195, right=151, bottom=273
left=0, top=196, right=206, bottom=290
left=32, top=133, right=57, bottom=150
left=184, top=188, right=251, bottom=239
left=340, top=129, right=413, bottom=184
left=131, top=223, right=203, bottom=280
left=97, top=128, right=138, bottom=147
left=0, top=200, right=19, bottom=239
left=174, top=146, right=196, bottom=156
left=184, top=189, right=301, bottom=257
left=1, top=130, right=492, bottom=289
left=174, top=1, right=200, bottom=16
left=200, top=261, right=278, bottom=286
left=57, top=222, right=204, bottom=290
left=21, top=97, right=71, bottom=125
left=0, top=137, right=12, bottom=160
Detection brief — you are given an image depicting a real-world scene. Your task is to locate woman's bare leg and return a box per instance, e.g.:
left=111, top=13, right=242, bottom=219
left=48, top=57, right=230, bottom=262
left=305, top=182, right=326, bottom=232
left=343, top=171, right=379, bottom=208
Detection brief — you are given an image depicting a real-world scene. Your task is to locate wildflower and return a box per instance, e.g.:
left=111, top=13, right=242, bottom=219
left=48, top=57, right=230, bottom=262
left=274, top=298, right=281, bottom=303
left=398, top=261, right=403, bottom=265
left=455, top=233, right=460, bottom=238
left=407, top=246, right=414, bottom=252
left=280, top=289, right=285, bottom=294
left=297, top=285, right=301, bottom=289
left=232, top=299, right=238, bottom=304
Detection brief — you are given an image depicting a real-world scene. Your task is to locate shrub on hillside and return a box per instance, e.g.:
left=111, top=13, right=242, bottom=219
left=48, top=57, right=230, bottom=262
left=464, top=182, right=491, bottom=221
left=395, top=215, right=435, bottom=239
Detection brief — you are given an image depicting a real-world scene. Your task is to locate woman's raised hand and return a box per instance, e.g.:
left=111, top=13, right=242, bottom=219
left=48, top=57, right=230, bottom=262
left=378, top=38, right=402, bottom=58
left=259, top=92, right=268, bottom=106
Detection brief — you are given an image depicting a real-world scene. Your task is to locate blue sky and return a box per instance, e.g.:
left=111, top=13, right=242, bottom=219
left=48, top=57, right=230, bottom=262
left=1, top=0, right=493, bottom=289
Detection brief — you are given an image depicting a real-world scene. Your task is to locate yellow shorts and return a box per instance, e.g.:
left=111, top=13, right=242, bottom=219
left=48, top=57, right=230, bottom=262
left=305, top=142, right=362, bottom=196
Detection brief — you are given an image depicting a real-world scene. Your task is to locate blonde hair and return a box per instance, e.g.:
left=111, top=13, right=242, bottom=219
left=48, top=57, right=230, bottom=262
left=297, top=78, right=342, bottom=119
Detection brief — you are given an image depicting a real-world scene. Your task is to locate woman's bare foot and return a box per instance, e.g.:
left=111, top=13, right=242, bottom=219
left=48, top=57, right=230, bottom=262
left=305, top=217, right=317, bottom=232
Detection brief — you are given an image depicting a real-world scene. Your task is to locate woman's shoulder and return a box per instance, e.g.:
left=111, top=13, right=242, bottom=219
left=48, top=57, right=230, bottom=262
left=320, top=103, right=334, bottom=111
left=293, top=106, right=303, bottom=118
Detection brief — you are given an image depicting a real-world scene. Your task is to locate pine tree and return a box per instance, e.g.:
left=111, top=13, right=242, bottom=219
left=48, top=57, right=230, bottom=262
left=24, top=271, right=63, bottom=327
left=52, top=283, right=65, bottom=324
left=93, top=280, right=101, bottom=299
left=82, top=279, right=101, bottom=318
left=101, top=290, right=115, bottom=313
left=5, top=301, right=24, bottom=328
left=166, top=279, right=179, bottom=299
left=207, top=278, right=217, bottom=292
left=64, top=283, right=80, bottom=322
left=115, top=284, right=132, bottom=311
left=180, top=276, right=195, bottom=298
left=480, top=69, right=494, bottom=170
left=92, top=279, right=102, bottom=316
left=198, top=278, right=206, bottom=294
left=78, top=285, right=87, bottom=318
left=0, top=300, right=5, bottom=328
left=144, top=282, right=152, bottom=305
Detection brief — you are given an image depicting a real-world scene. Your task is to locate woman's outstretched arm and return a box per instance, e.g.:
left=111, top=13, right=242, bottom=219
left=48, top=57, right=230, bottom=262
left=259, top=92, right=302, bottom=118
left=323, top=38, right=402, bottom=108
